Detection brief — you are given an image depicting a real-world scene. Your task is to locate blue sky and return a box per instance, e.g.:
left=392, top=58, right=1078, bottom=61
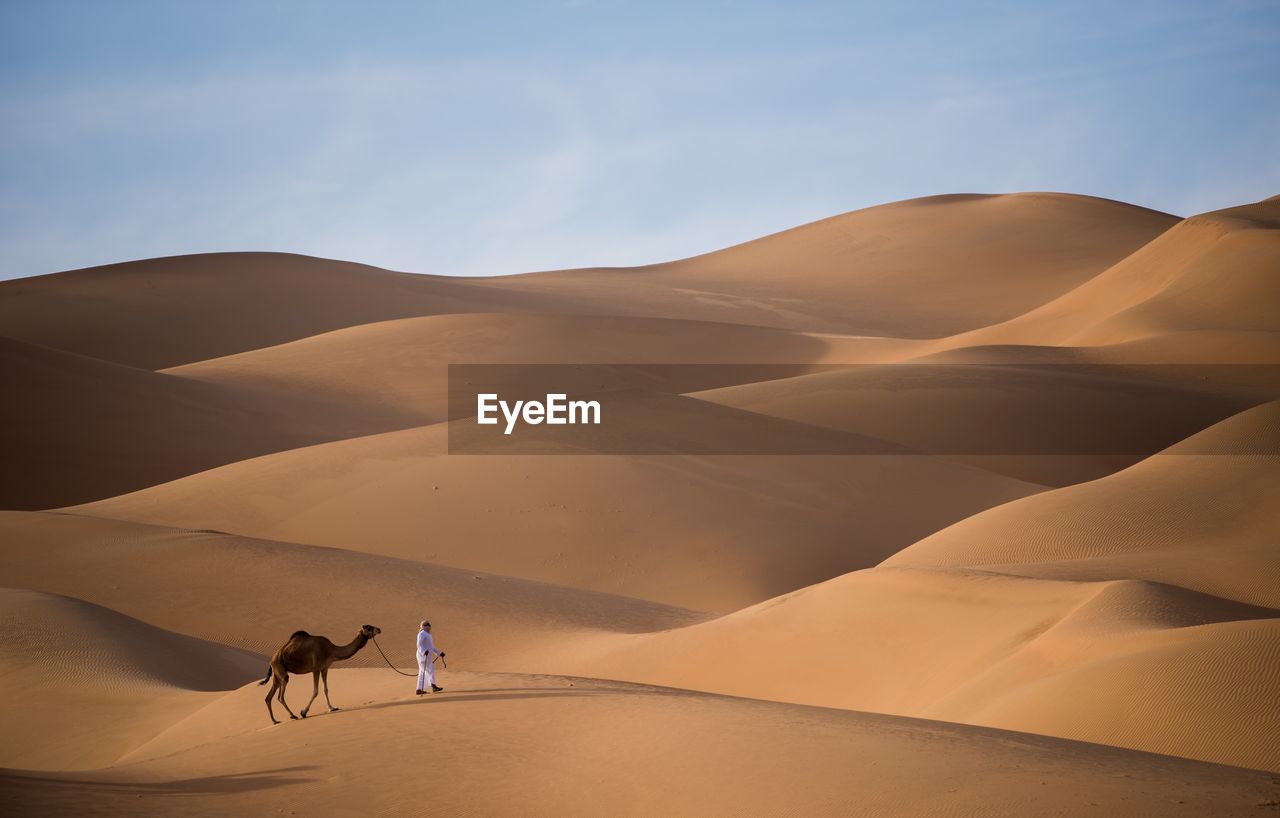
left=1, top=1, right=1277, bottom=280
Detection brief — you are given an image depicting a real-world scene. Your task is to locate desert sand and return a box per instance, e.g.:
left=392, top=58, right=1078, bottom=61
left=2, top=192, right=1278, bottom=815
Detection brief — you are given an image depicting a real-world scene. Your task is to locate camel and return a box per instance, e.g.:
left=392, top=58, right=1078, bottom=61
left=259, top=624, right=382, bottom=724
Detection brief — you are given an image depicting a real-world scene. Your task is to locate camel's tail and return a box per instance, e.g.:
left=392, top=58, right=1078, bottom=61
left=258, top=666, right=272, bottom=685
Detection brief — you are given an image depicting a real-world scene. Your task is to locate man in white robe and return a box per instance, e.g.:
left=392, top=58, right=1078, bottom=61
left=416, top=619, right=445, bottom=694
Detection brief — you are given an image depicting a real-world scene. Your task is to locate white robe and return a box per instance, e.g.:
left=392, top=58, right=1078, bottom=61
left=416, top=629, right=442, bottom=690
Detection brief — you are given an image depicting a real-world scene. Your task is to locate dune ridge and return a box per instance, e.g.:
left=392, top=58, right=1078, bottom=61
left=0, top=588, right=263, bottom=770
left=0, top=335, right=422, bottom=509
left=538, top=404, right=1280, bottom=771
left=950, top=197, right=1280, bottom=350
left=68, top=423, right=1042, bottom=612
left=0, top=192, right=1176, bottom=369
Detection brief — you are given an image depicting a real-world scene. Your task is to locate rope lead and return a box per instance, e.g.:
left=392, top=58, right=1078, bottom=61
left=370, top=636, right=419, bottom=677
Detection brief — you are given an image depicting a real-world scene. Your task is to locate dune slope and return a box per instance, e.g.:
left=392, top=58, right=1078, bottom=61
left=956, top=197, right=1280, bottom=349
left=0, top=588, right=262, bottom=770
left=71, top=422, right=1042, bottom=612
left=0, top=511, right=703, bottom=669
left=556, top=568, right=1280, bottom=772
left=0, top=335, right=418, bottom=509
left=693, top=359, right=1269, bottom=485
left=0, top=193, right=1175, bottom=368
left=165, top=312, right=842, bottom=423
left=4, top=670, right=1276, bottom=817
left=544, top=405, right=1280, bottom=771
left=0, top=253, right=538, bottom=369
left=489, top=193, right=1178, bottom=338
left=885, top=401, right=1280, bottom=608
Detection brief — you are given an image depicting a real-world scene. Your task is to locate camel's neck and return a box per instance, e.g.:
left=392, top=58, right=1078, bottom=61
left=334, top=633, right=370, bottom=661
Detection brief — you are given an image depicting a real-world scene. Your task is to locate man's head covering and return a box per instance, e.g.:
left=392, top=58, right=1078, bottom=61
left=421, top=620, right=430, bottom=629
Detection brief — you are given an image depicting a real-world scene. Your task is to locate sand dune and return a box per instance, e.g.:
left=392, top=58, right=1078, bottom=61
left=558, top=567, right=1280, bottom=771
left=0, top=336, right=419, bottom=509
left=0, top=511, right=702, bottom=669
left=925, top=584, right=1280, bottom=771
left=165, top=312, right=849, bottom=423
left=693, top=360, right=1268, bottom=485
left=0, top=588, right=262, bottom=770
left=489, top=193, right=1178, bottom=338
left=70, top=422, right=1041, bottom=612
left=884, top=402, right=1280, bottom=608
left=541, top=404, right=1280, bottom=770
left=0, top=193, right=1174, bottom=370
left=955, top=197, right=1280, bottom=350
left=1027, top=331, right=1280, bottom=364
left=25, top=409, right=1280, bottom=770
left=9, top=669, right=1278, bottom=818
left=0, top=252, right=543, bottom=369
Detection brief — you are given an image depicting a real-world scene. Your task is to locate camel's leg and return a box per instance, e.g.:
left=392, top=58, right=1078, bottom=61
left=301, top=671, right=321, bottom=718
left=277, top=673, right=299, bottom=721
left=322, top=668, right=339, bottom=712
left=265, top=675, right=281, bottom=724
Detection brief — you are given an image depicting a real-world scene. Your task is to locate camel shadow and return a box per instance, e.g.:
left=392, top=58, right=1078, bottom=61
left=0, top=766, right=317, bottom=796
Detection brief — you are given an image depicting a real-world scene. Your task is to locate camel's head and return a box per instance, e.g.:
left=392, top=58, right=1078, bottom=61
left=360, top=624, right=382, bottom=639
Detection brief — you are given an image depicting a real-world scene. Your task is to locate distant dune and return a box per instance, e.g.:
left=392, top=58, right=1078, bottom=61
left=953, top=198, right=1280, bottom=350
left=0, top=192, right=1175, bottom=368
left=2, top=192, right=1278, bottom=813
left=164, top=312, right=843, bottom=423
left=692, top=360, right=1263, bottom=485
left=484, top=192, right=1179, bottom=338
left=0, top=335, right=420, bottom=509
left=68, top=425, right=1041, bottom=611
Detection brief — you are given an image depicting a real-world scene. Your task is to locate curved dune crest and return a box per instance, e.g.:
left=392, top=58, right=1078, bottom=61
left=0, top=511, right=703, bottom=667
left=498, top=192, right=1178, bottom=339
left=929, top=598, right=1280, bottom=771
left=0, top=588, right=261, bottom=692
left=531, top=407, right=1280, bottom=771
left=165, top=312, right=842, bottom=423
left=692, top=360, right=1264, bottom=485
left=69, top=422, right=1042, bottom=612
left=956, top=197, right=1280, bottom=349
left=883, top=402, right=1280, bottom=609
left=558, top=567, right=1280, bottom=771
left=0, top=192, right=1175, bottom=368
left=0, top=588, right=263, bottom=770
left=0, top=335, right=419, bottom=509
left=0, top=252, right=526, bottom=369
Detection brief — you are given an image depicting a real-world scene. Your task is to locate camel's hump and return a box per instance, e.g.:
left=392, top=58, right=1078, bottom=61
left=289, top=630, right=311, bottom=639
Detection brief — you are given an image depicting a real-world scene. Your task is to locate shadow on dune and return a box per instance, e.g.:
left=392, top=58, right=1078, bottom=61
left=0, top=766, right=317, bottom=797
left=338, top=687, right=636, bottom=716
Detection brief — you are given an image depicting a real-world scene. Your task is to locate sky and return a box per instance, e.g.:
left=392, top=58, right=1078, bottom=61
left=1, top=1, right=1278, bottom=280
